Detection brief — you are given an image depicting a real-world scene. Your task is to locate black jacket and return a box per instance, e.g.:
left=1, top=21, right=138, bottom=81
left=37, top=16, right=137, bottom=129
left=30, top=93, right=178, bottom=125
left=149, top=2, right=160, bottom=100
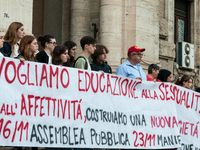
left=90, top=61, right=112, bottom=74
left=0, top=42, right=12, bottom=57
left=36, top=50, right=49, bottom=64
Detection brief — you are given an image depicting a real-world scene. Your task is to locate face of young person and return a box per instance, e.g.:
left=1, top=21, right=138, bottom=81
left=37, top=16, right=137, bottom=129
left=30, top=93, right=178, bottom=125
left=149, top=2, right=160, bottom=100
left=60, top=50, right=69, bottom=63
left=167, top=74, right=172, bottom=82
left=69, top=46, right=77, bottom=57
left=188, top=79, right=193, bottom=89
left=16, top=26, right=25, bottom=40
left=186, top=79, right=193, bottom=89
left=0, top=32, right=4, bottom=48
left=97, top=49, right=107, bottom=63
left=152, top=69, right=159, bottom=79
left=129, top=52, right=143, bottom=64
left=46, top=38, right=57, bottom=52
left=29, top=39, right=38, bottom=53
left=86, top=43, right=96, bottom=55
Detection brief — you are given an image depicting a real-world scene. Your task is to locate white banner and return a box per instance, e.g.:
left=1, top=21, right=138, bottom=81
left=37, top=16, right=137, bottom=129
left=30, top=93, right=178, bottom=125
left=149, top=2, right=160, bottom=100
left=0, top=56, right=199, bottom=149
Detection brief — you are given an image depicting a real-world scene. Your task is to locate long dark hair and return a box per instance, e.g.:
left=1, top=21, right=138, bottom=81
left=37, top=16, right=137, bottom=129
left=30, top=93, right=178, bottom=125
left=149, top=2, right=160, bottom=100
left=174, top=75, right=193, bottom=86
left=52, top=46, right=68, bottom=65
left=37, top=35, right=55, bottom=48
left=63, top=41, right=77, bottom=65
left=157, top=69, right=171, bottom=82
left=18, top=35, right=36, bottom=61
left=4, top=22, right=23, bottom=55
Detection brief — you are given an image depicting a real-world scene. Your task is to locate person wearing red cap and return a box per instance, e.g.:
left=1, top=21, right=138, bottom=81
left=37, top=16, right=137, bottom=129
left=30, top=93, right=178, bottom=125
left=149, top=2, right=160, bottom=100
left=116, top=45, right=147, bottom=81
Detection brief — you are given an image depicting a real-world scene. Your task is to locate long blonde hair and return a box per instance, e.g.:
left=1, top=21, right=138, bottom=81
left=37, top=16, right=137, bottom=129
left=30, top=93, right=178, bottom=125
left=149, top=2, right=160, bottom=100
left=18, top=35, right=36, bottom=61
left=4, top=22, right=23, bottom=53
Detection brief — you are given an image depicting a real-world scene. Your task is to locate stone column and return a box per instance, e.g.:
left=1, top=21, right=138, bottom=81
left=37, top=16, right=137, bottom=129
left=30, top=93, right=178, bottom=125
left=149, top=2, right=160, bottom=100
left=192, top=0, right=200, bottom=87
left=100, top=0, right=123, bottom=73
left=192, top=0, right=200, bottom=67
left=123, top=0, right=137, bottom=60
left=70, top=0, right=91, bottom=57
left=159, top=0, right=175, bottom=73
left=32, top=0, right=44, bottom=46
left=135, top=0, right=160, bottom=71
left=62, top=0, right=71, bottom=44
left=43, top=0, right=62, bottom=45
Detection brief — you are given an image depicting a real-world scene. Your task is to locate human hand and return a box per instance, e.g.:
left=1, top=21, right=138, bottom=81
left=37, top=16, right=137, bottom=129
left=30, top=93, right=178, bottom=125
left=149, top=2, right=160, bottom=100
left=99, top=70, right=104, bottom=74
left=19, top=58, right=25, bottom=62
left=135, top=77, right=142, bottom=81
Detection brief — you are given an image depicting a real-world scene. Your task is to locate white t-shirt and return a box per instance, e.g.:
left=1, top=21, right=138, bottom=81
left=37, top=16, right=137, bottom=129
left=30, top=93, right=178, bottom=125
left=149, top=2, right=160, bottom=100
left=10, top=44, right=19, bottom=58
left=48, top=55, right=52, bottom=64
left=133, top=65, right=138, bottom=69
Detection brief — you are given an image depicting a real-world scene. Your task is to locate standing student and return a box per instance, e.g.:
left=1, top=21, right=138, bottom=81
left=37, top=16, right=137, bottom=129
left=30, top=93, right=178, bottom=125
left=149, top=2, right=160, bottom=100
left=47, top=46, right=70, bottom=150
left=0, top=22, right=25, bottom=57
left=157, top=69, right=172, bottom=82
left=63, top=40, right=77, bottom=67
left=52, top=46, right=69, bottom=66
left=16, top=35, right=38, bottom=61
left=90, top=44, right=112, bottom=73
left=74, top=36, right=97, bottom=70
left=146, top=64, right=160, bottom=82
left=36, top=35, right=56, bottom=64
left=116, top=45, right=146, bottom=81
left=46, top=46, right=69, bottom=150
left=16, top=35, right=38, bottom=150
left=174, top=75, right=193, bottom=89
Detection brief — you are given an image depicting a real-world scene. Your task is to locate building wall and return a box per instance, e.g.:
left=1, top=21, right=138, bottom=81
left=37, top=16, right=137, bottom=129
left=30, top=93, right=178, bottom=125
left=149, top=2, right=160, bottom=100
left=32, top=0, right=44, bottom=38
left=159, top=0, right=175, bottom=74
left=0, top=0, right=33, bottom=35
left=191, top=0, right=200, bottom=88
left=43, top=0, right=63, bottom=45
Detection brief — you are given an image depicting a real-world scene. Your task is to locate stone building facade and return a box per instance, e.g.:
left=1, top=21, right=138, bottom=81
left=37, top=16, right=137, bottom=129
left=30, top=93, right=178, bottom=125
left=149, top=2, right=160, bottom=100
left=0, top=0, right=200, bottom=88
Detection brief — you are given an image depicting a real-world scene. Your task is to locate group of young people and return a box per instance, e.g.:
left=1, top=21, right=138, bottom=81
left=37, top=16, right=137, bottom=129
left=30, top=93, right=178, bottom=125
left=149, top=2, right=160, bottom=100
left=0, top=22, right=197, bottom=93
left=0, top=22, right=112, bottom=74
left=0, top=22, right=198, bottom=150
left=0, top=22, right=112, bottom=150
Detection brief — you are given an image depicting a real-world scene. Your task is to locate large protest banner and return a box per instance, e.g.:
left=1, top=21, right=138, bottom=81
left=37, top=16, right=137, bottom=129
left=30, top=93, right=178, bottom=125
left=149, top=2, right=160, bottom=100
left=0, top=56, right=199, bottom=149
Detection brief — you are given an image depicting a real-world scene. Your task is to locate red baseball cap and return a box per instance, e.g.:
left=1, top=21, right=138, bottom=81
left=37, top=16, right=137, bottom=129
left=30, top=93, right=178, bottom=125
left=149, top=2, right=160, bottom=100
left=127, top=46, right=145, bottom=55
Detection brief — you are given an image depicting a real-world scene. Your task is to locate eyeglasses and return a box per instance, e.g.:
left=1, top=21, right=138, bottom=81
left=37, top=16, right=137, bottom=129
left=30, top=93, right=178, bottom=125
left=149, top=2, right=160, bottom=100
left=132, top=53, right=143, bottom=56
left=49, top=42, right=57, bottom=45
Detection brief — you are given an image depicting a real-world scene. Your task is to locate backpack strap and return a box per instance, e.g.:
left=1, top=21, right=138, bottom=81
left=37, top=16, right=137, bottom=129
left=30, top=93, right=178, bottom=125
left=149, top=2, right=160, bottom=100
left=74, top=56, right=88, bottom=69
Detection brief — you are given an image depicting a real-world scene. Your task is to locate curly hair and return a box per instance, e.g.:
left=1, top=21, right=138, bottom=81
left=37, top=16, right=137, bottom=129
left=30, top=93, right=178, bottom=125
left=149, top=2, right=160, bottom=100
left=52, top=46, right=68, bottom=65
left=91, top=44, right=109, bottom=61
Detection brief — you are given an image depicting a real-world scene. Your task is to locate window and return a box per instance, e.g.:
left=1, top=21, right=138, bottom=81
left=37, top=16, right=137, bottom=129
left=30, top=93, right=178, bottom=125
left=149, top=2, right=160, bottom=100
left=174, top=0, right=190, bottom=43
